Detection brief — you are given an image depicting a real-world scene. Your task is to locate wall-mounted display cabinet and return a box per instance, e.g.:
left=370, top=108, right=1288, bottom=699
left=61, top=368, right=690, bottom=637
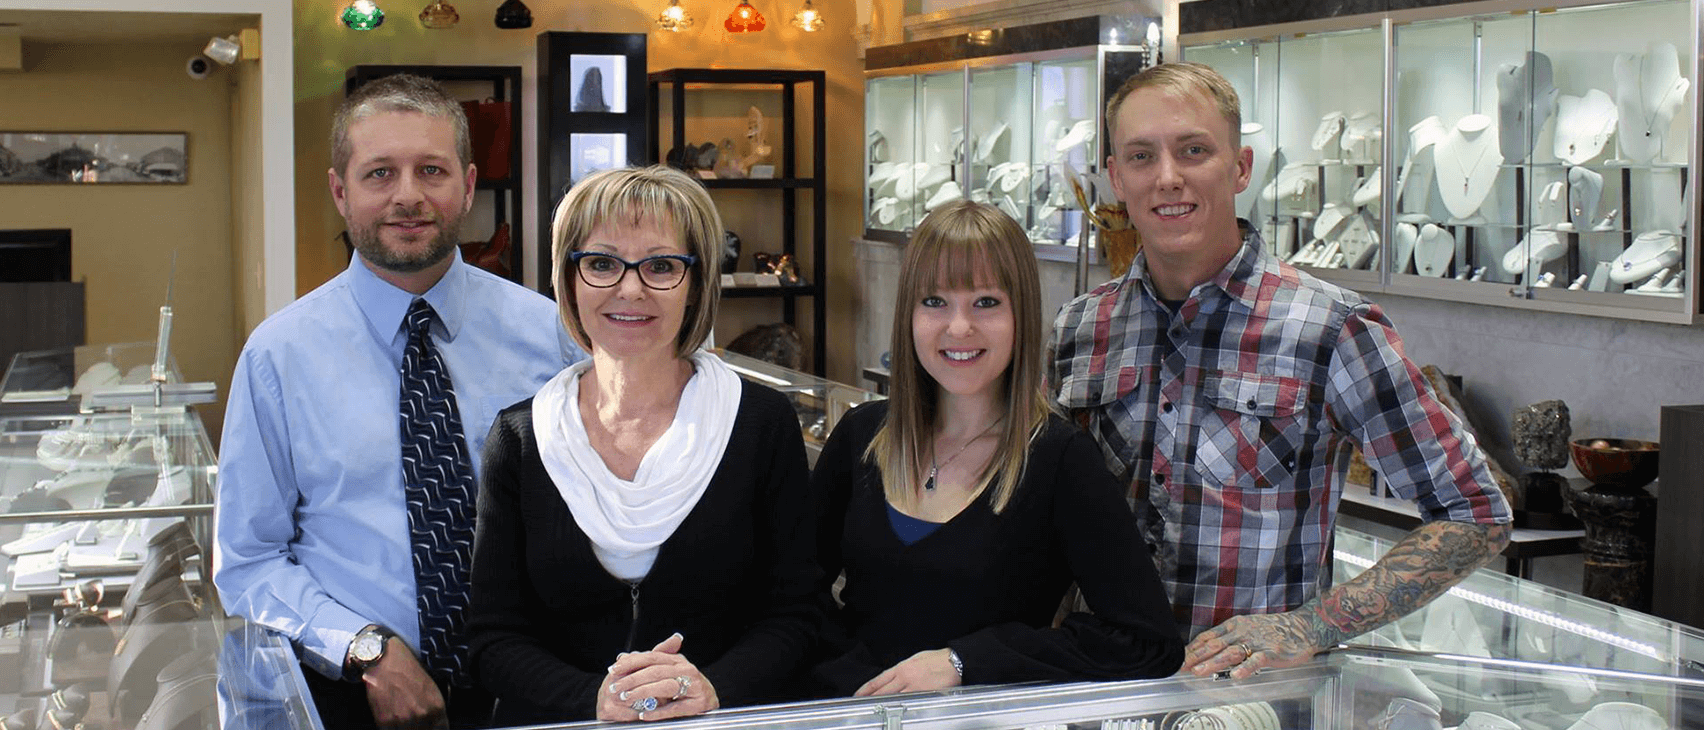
left=863, top=16, right=1155, bottom=262
left=1182, top=0, right=1700, bottom=323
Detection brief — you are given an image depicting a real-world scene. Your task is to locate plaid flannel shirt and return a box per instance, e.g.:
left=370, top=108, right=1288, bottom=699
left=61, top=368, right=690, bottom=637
left=1047, top=225, right=1511, bottom=639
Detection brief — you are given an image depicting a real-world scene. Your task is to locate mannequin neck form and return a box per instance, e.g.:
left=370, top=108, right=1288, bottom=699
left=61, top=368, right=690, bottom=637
left=1433, top=115, right=1503, bottom=219
left=1554, top=91, right=1618, bottom=164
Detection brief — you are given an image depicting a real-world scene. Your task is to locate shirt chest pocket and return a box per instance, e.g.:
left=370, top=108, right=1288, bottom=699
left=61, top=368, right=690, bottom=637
left=1196, top=372, right=1313, bottom=490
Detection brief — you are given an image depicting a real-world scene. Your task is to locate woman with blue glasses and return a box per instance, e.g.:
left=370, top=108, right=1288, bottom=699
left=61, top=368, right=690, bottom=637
left=467, top=165, right=822, bottom=724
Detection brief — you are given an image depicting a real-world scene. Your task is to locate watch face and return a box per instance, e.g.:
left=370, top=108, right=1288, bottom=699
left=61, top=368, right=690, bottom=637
left=352, top=633, right=385, bottom=663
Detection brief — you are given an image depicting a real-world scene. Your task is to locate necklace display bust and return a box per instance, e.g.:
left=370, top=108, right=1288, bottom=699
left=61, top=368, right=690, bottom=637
left=1567, top=166, right=1605, bottom=232
left=1397, top=116, right=1447, bottom=218
left=1312, top=111, right=1347, bottom=160
left=1413, top=223, right=1455, bottom=278
left=1241, top=122, right=1275, bottom=220
left=1553, top=90, right=1619, bottom=165
left=1497, top=52, right=1559, bottom=163
left=1391, top=221, right=1419, bottom=275
left=1613, top=43, right=1690, bottom=164
left=1609, top=230, right=1683, bottom=284
left=1433, top=115, right=1503, bottom=220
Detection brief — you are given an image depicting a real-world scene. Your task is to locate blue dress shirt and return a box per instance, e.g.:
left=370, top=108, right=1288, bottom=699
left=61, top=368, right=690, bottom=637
left=213, top=252, right=585, bottom=680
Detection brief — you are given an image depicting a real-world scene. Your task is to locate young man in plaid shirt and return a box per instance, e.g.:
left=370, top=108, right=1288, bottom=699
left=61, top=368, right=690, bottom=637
left=1048, top=62, right=1512, bottom=678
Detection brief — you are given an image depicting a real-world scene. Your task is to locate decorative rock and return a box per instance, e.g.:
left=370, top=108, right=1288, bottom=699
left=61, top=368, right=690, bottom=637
left=1512, top=399, right=1571, bottom=470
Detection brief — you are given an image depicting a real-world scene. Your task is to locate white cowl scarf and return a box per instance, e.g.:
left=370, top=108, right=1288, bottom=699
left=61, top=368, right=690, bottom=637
left=532, top=351, right=742, bottom=581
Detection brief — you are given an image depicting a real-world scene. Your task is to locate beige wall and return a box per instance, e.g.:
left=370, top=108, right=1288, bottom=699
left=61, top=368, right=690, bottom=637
left=233, top=56, right=267, bottom=339
left=292, top=0, right=867, bottom=382
left=0, top=40, right=238, bottom=437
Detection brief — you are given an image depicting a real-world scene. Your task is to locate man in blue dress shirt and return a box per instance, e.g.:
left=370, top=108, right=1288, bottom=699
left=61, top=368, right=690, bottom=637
left=214, top=75, right=583, bottom=729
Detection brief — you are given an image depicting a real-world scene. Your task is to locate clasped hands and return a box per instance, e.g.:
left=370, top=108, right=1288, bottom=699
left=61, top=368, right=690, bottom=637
left=600, top=633, right=720, bottom=722
left=1179, top=611, right=1328, bottom=680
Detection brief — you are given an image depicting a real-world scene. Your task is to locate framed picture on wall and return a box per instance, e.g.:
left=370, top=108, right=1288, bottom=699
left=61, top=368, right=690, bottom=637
left=0, top=132, right=188, bottom=184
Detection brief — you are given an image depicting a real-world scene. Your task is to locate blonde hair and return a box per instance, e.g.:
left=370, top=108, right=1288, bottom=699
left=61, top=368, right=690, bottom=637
left=867, top=201, right=1050, bottom=514
left=1105, top=61, right=1243, bottom=147
left=550, top=165, right=722, bottom=359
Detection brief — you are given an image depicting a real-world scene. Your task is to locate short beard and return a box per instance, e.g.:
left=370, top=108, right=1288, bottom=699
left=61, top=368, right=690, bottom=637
left=350, top=214, right=462, bottom=274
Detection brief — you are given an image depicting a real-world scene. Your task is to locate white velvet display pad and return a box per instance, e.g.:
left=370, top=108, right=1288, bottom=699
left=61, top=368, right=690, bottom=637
left=1434, top=115, right=1503, bottom=220
left=1613, top=42, right=1690, bottom=163
left=1553, top=90, right=1619, bottom=165
left=1501, top=229, right=1568, bottom=276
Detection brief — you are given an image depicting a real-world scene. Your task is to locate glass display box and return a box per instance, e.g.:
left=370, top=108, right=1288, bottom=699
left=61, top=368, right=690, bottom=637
left=714, top=349, right=883, bottom=462
left=0, top=343, right=169, bottom=415
left=863, top=16, right=1154, bottom=259
left=1182, top=0, right=1701, bottom=324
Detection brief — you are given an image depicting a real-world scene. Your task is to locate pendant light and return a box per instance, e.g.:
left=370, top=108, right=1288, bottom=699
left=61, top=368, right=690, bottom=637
left=724, top=0, right=765, bottom=32
left=340, top=0, right=385, bottom=30
left=656, top=0, right=694, bottom=31
left=494, top=0, right=533, bottom=29
left=789, top=0, right=822, bottom=31
left=419, top=0, right=459, bottom=28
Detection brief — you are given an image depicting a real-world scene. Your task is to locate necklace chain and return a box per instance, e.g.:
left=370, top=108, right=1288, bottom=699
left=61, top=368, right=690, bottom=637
left=1449, top=130, right=1494, bottom=194
left=1637, top=54, right=1682, bottom=139
left=923, top=419, right=1002, bottom=492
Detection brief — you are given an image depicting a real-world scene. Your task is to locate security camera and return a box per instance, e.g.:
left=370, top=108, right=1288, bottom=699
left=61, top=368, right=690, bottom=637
left=186, top=55, right=213, bottom=80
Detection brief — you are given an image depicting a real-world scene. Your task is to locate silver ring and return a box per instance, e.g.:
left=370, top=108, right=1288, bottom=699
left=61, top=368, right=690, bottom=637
left=630, top=696, right=658, bottom=713
left=672, top=675, right=692, bottom=700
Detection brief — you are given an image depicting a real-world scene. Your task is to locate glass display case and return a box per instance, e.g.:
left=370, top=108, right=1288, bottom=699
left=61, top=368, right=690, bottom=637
left=0, top=343, right=171, bottom=415
left=1182, top=0, right=1701, bottom=324
left=863, top=15, right=1154, bottom=259
left=714, top=349, right=883, bottom=462
left=866, top=55, right=1121, bottom=252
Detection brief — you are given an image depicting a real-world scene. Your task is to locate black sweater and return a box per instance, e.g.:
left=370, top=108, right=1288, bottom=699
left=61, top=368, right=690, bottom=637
left=811, top=401, right=1184, bottom=695
left=466, top=379, right=823, bottom=725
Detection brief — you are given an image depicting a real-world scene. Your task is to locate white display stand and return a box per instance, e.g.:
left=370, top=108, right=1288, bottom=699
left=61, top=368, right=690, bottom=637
left=1433, top=115, right=1503, bottom=221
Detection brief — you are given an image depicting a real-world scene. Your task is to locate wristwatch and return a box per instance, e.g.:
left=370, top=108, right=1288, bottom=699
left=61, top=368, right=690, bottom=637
left=346, top=624, right=396, bottom=679
left=946, top=648, right=965, bottom=678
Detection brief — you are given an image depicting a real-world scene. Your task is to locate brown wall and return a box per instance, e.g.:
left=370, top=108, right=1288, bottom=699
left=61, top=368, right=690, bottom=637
left=291, top=0, right=867, bottom=383
left=0, top=40, right=238, bottom=437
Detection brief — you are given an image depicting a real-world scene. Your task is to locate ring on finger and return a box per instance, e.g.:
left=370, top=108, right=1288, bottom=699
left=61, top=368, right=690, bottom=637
left=1237, top=642, right=1254, bottom=660
left=631, top=696, right=659, bottom=713
left=672, top=675, right=692, bottom=700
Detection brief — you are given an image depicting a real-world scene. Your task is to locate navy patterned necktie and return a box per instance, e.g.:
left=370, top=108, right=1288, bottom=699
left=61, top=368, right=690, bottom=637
left=399, top=298, right=476, bottom=687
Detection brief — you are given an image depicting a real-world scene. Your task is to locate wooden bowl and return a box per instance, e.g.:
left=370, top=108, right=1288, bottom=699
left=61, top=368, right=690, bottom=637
left=1569, top=438, right=1660, bottom=489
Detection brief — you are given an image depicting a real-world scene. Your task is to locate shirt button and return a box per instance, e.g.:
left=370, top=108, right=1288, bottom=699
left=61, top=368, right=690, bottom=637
left=1161, top=400, right=1173, bottom=413
left=1284, top=457, right=1297, bottom=470
left=1153, top=473, right=1166, bottom=486
left=1246, top=398, right=1258, bottom=410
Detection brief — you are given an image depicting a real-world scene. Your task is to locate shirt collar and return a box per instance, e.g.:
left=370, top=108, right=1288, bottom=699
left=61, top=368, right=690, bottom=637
left=348, top=248, right=468, bottom=343
left=1125, top=220, right=1271, bottom=315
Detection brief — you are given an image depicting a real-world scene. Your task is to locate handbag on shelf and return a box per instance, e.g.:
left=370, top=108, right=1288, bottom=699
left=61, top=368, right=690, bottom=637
left=460, top=97, right=513, bottom=181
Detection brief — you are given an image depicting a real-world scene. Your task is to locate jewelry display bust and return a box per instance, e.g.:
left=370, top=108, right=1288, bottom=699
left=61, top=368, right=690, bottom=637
left=1613, top=42, right=1690, bottom=164
left=1502, top=229, right=1568, bottom=277
left=1413, top=223, right=1455, bottom=278
left=1311, top=111, right=1347, bottom=160
left=1608, top=230, right=1683, bottom=284
left=1261, top=162, right=1319, bottom=217
left=1496, top=51, right=1558, bottom=163
left=1340, top=111, right=1381, bottom=163
left=1553, top=90, right=1618, bottom=165
left=1433, top=114, right=1503, bottom=220
left=1567, top=166, right=1604, bottom=231
left=1396, top=116, right=1447, bottom=219
left=1391, top=221, right=1419, bottom=275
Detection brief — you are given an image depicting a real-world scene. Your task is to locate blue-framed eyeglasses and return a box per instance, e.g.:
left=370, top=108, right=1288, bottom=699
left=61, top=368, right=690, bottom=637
left=569, top=251, right=699, bottom=291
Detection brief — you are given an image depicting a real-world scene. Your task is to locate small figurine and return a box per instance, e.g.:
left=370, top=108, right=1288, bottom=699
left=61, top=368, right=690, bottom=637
left=739, top=106, right=773, bottom=176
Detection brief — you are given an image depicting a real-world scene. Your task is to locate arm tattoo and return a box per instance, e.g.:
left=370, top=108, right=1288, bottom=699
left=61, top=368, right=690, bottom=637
left=1298, top=521, right=1511, bottom=647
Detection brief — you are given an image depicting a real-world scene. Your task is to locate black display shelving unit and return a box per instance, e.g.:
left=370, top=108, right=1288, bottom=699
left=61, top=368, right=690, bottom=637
left=647, top=68, right=828, bottom=375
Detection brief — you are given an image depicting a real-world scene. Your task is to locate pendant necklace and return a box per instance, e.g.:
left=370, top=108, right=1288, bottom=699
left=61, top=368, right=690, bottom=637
left=923, top=419, right=1002, bottom=491
left=1451, top=134, right=1493, bottom=194
left=1638, top=60, right=1682, bottom=138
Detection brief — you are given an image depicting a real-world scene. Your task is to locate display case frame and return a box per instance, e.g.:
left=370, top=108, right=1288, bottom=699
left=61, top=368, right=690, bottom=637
left=1181, top=0, right=1703, bottom=325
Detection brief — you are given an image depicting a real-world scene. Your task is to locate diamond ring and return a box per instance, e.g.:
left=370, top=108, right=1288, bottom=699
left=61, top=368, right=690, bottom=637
left=672, top=675, right=692, bottom=700
left=630, top=696, right=658, bottom=713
